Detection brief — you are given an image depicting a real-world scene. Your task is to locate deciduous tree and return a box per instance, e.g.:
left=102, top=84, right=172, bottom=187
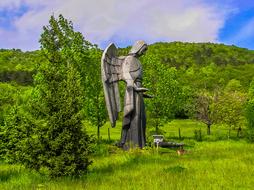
left=213, top=81, right=247, bottom=138
left=246, top=79, right=254, bottom=141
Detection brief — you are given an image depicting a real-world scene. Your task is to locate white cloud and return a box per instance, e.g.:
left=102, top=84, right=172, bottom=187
left=0, top=0, right=22, bottom=9
left=0, top=0, right=230, bottom=50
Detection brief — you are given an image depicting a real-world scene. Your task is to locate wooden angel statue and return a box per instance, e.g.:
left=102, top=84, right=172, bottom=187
left=101, top=40, right=152, bottom=149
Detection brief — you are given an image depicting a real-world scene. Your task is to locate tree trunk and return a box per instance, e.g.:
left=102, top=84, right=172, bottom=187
left=207, top=123, right=211, bottom=135
left=108, top=127, right=111, bottom=141
left=178, top=128, right=181, bottom=139
left=97, top=126, right=100, bottom=141
left=155, top=125, right=159, bottom=134
left=237, top=127, right=242, bottom=138
left=155, top=119, right=159, bottom=134
left=228, top=128, right=231, bottom=139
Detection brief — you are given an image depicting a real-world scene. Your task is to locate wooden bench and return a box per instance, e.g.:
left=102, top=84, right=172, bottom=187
left=152, top=135, right=184, bottom=148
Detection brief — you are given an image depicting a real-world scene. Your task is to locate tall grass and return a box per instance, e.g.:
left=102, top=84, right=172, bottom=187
left=1, top=120, right=253, bottom=189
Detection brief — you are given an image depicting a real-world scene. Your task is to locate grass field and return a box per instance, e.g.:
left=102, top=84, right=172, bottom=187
left=88, top=119, right=245, bottom=142
left=1, top=120, right=253, bottom=190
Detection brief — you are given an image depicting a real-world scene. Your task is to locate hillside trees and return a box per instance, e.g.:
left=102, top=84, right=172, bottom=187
left=212, top=80, right=247, bottom=138
left=0, top=31, right=254, bottom=145
left=0, top=83, right=17, bottom=125
left=0, top=49, right=40, bottom=85
left=246, top=79, right=254, bottom=141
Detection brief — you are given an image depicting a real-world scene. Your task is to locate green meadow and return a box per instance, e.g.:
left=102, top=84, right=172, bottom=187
left=1, top=120, right=253, bottom=190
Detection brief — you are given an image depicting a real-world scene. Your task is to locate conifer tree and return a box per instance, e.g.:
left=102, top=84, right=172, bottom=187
left=4, top=15, right=94, bottom=177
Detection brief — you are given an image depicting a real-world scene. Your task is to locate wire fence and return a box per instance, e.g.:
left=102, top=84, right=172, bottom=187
left=163, top=127, right=246, bottom=141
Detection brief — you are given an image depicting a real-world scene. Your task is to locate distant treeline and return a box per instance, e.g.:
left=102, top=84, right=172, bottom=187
left=0, top=70, right=34, bottom=85
left=120, top=42, right=254, bottom=67
left=1, top=42, right=254, bottom=86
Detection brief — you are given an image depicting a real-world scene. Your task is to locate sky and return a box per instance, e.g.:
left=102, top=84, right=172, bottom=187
left=0, top=0, right=254, bottom=51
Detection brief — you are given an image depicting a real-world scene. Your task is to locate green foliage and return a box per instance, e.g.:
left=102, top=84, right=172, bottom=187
left=0, top=83, right=17, bottom=125
left=147, top=42, right=254, bottom=68
left=248, top=78, right=254, bottom=98
left=2, top=15, right=94, bottom=177
left=175, top=85, right=196, bottom=118
left=194, top=92, right=214, bottom=135
left=0, top=105, right=32, bottom=161
left=0, top=83, right=31, bottom=126
left=143, top=54, right=182, bottom=133
left=194, top=129, right=202, bottom=141
left=82, top=47, right=107, bottom=140
left=0, top=71, right=34, bottom=85
left=225, top=79, right=243, bottom=92
left=118, top=42, right=254, bottom=134
left=1, top=41, right=254, bottom=90
left=0, top=49, right=42, bottom=85
left=212, top=89, right=247, bottom=131
left=246, top=100, right=254, bottom=141
left=246, top=79, right=254, bottom=141
left=0, top=49, right=36, bottom=71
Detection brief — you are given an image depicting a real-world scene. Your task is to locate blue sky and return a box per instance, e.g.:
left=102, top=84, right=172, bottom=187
left=0, top=0, right=254, bottom=50
left=216, top=0, right=254, bottom=49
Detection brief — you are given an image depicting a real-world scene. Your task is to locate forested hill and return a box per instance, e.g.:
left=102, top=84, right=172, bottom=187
left=120, top=42, right=254, bottom=92
left=0, top=49, right=40, bottom=85
left=1, top=42, right=254, bottom=85
left=0, top=49, right=41, bottom=71
left=150, top=42, right=254, bottom=67
left=120, top=42, right=254, bottom=67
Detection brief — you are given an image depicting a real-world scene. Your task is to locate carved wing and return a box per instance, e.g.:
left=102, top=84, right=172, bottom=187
left=101, top=43, right=124, bottom=127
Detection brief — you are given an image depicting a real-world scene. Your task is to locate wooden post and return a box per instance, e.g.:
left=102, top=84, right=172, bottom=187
left=228, top=128, right=231, bottom=139
left=237, top=127, right=241, bottom=138
left=108, top=127, right=111, bottom=141
left=199, top=128, right=202, bottom=141
left=178, top=128, right=181, bottom=139
left=207, top=124, right=211, bottom=135
left=97, top=126, right=100, bottom=142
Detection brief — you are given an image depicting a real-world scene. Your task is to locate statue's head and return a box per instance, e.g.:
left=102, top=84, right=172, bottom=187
left=129, top=40, right=148, bottom=57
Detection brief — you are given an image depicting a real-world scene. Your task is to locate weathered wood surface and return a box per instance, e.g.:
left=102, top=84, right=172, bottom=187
left=157, top=142, right=184, bottom=148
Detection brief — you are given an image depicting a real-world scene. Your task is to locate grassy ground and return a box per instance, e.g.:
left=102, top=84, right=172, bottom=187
left=1, top=120, right=253, bottom=190
left=88, top=119, right=245, bottom=142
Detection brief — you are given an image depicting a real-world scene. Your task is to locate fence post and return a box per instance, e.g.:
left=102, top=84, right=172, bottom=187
left=178, top=128, right=181, bottom=139
left=108, top=127, right=111, bottom=141
left=237, top=127, right=241, bottom=138
left=228, top=128, right=231, bottom=139
left=199, top=128, right=202, bottom=141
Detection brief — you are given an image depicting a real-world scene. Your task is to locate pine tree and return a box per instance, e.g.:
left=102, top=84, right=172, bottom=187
left=4, top=15, right=94, bottom=177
